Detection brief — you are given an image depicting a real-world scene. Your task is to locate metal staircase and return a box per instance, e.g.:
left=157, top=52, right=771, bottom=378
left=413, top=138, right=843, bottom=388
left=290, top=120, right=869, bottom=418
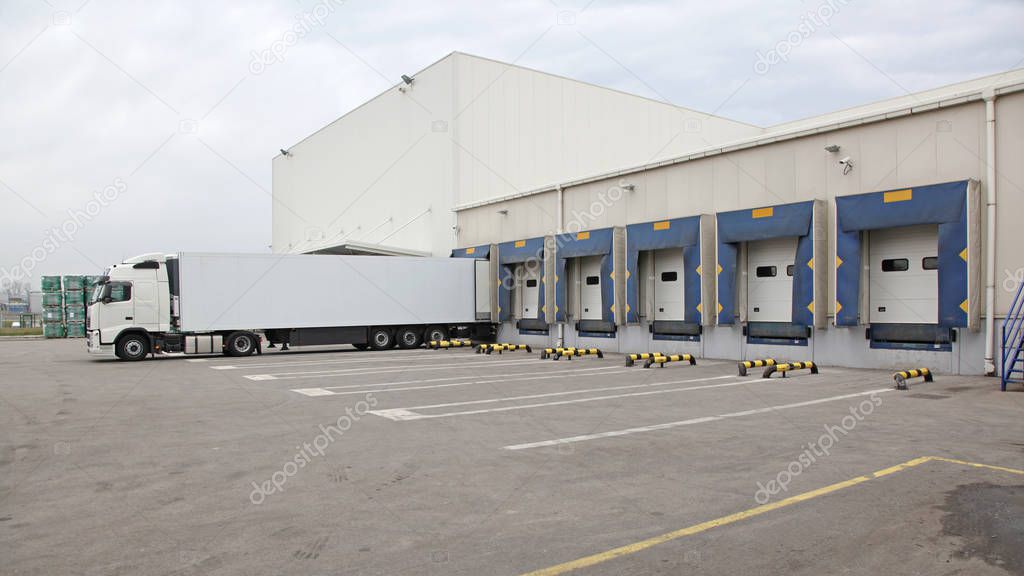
left=1001, top=278, right=1024, bottom=391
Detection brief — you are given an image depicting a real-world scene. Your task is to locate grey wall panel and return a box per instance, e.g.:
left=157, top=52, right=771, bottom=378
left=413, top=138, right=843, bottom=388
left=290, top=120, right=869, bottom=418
left=613, top=226, right=626, bottom=325
left=966, top=180, right=982, bottom=332
left=544, top=236, right=557, bottom=324
left=812, top=199, right=828, bottom=329
left=700, top=214, right=717, bottom=327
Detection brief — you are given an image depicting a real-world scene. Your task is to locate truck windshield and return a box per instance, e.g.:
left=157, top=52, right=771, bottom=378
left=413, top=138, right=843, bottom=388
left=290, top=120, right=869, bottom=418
left=90, top=283, right=105, bottom=304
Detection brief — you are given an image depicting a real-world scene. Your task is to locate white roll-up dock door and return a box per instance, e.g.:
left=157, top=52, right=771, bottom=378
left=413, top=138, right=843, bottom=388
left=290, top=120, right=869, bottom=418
left=746, top=237, right=797, bottom=323
left=653, top=248, right=684, bottom=321
left=580, top=255, right=602, bottom=321
left=868, top=224, right=939, bottom=324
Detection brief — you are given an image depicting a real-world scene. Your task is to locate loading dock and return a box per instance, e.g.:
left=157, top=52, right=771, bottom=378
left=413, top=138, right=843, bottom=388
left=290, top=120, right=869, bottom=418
left=717, top=201, right=827, bottom=345
left=451, top=244, right=498, bottom=323
left=496, top=237, right=553, bottom=335
left=835, top=180, right=981, bottom=350
left=625, top=216, right=714, bottom=341
left=555, top=228, right=625, bottom=337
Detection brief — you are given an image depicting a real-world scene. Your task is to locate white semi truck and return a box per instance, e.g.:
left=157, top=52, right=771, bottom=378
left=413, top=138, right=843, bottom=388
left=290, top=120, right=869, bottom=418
left=87, top=252, right=495, bottom=361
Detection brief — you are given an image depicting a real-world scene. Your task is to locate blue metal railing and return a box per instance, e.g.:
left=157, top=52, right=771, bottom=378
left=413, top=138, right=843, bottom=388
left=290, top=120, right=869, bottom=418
left=1001, top=277, right=1024, bottom=391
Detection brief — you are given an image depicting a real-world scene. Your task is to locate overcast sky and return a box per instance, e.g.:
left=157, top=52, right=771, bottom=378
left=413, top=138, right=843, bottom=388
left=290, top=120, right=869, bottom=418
left=1, top=0, right=1022, bottom=292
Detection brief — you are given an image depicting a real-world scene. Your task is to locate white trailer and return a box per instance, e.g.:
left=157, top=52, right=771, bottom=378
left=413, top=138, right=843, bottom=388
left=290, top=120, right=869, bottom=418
left=86, top=252, right=495, bottom=360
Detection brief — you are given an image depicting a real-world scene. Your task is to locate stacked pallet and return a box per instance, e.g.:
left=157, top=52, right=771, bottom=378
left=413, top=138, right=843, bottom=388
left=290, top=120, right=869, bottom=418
left=41, top=276, right=64, bottom=338
left=62, top=276, right=86, bottom=338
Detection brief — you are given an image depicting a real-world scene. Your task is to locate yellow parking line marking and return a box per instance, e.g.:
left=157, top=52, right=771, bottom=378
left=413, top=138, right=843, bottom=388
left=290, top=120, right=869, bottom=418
left=930, top=456, right=1024, bottom=476
left=518, top=455, right=1022, bottom=575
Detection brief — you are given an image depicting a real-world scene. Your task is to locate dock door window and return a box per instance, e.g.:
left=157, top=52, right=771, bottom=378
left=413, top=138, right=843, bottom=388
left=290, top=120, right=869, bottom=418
left=881, top=258, right=909, bottom=272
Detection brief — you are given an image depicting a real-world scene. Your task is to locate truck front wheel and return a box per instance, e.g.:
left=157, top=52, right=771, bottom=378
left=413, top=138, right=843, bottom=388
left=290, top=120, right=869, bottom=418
left=116, top=333, right=149, bottom=361
left=369, top=328, right=394, bottom=350
left=225, top=332, right=258, bottom=357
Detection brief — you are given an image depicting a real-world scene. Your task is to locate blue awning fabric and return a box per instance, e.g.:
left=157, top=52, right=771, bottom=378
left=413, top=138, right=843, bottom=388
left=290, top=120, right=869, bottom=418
left=554, top=228, right=615, bottom=323
left=625, top=216, right=702, bottom=324
left=496, top=237, right=545, bottom=322
left=835, top=180, right=970, bottom=327
left=716, top=201, right=816, bottom=326
left=450, top=244, right=490, bottom=259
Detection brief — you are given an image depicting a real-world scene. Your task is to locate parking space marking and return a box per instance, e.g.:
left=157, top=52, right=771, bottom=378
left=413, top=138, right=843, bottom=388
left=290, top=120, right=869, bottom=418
left=213, top=350, right=480, bottom=370
left=244, top=358, right=542, bottom=381
left=518, top=455, right=1024, bottom=575
left=288, top=366, right=627, bottom=397
left=317, top=367, right=631, bottom=396
left=504, top=388, right=892, bottom=450
left=292, top=388, right=336, bottom=397
left=321, top=365, right=617, bottom=391
left=930, top=456, right=1024, bottom=476
left=369, top=375, right=745, bottom=421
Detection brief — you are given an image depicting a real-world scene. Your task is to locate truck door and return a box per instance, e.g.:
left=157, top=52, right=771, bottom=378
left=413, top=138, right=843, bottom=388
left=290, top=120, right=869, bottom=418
left=522, top=265, right=540, bottom=319
left=98, top=281, right=134, bottom=343
left=131, top=279, right=161, bottom=330
left=653, top=248, right=684, bottom=321
left=869, top=224, right=938, bottom=324
left=580, top=255, right=602, bottom=321
left=747, top=237, right=796, bottom=323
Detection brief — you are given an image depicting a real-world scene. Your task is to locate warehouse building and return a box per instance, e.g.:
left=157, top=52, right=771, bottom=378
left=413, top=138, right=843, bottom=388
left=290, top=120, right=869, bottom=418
left=273, top=52, right=1024, bottom=376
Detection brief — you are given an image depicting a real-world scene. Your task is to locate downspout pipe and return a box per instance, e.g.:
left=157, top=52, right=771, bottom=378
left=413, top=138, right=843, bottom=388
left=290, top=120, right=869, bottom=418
left=984, top=91, right=997, bottom=376
left=556, top=184, right=564, bottom=348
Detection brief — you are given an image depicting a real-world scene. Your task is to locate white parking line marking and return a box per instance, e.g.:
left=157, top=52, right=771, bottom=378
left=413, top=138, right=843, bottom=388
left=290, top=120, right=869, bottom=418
left=321, top=365, right=613, bottom=390
left=392, top=374, right=738, bottom=411
left=310, top=367, right=635, bottom=396
left=245, top=358, right=541, bottom=381
left=292, top=388, right=337, bottom=396
left=369, top=375, right=744, bottom=421
left=503, top=388, right=893, bottom=450
left=186, top=358, right=208, bottom=363
left=212, top=351, right=478, bottom=370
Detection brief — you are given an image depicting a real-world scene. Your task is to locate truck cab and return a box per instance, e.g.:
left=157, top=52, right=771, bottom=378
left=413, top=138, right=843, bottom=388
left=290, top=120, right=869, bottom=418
left=87, top=253, right=173, bottom=359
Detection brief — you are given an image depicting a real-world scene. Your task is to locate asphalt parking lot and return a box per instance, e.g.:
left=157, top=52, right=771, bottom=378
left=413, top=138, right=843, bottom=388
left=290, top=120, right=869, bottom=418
left=3, top=339, right=1023, bottom=575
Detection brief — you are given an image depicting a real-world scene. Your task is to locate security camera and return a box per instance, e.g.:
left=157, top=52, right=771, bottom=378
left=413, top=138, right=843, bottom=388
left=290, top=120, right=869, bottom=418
left=838, top=156, right=854, bottom=175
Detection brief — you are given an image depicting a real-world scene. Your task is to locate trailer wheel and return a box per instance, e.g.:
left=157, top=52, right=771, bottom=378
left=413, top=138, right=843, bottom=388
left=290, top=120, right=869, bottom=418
left=397, top=327, right=422, bottom=349
left=369, top=328, right=394, bottom=350
left=115, top=333, right=149, bottom=361
left=225, top=331, right=257, bottom=357
left=426, top=325, right=447, bottom=343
